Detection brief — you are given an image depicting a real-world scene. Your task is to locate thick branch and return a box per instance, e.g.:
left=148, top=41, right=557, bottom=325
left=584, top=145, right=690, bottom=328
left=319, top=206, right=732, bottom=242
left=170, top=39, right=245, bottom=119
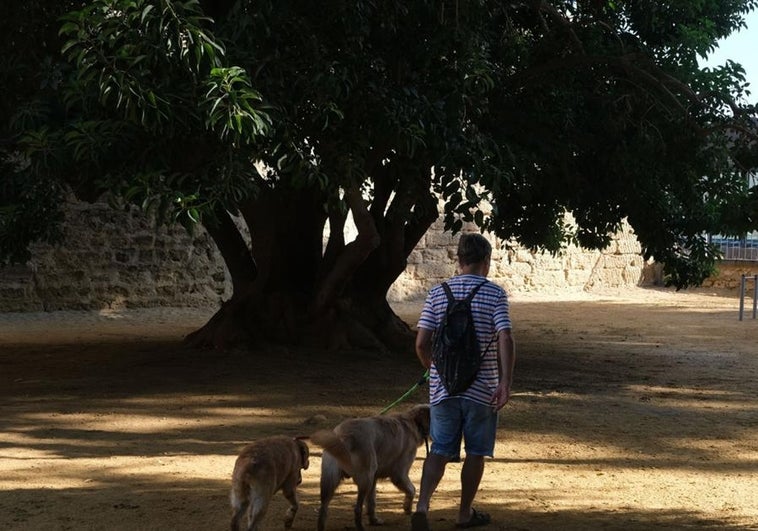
left=384, top=163, right=438, bottom=256
left=310, top=184, right=380, bottom=314
left=319, top=202, right=347, bottom=279
left=536, top=0, right=586, bottom=54
left=204, top=207, right=257, bottom=296
left=405, top=191, right=439, bottom=255
left=369, top=163, right=395, bottom=220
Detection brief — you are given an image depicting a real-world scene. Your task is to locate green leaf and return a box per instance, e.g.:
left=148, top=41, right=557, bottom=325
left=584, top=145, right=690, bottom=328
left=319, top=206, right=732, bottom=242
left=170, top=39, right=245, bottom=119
left=140, top=4, right=154, bottom=23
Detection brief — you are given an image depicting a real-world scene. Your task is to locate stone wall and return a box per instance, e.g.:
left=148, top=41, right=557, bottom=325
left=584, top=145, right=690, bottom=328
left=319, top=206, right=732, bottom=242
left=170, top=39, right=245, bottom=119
left=0, top=198, right=661, bottom=313
left=701, top=261, right=758, bottom=291
left=387, top=218, right=661, bottom=301
left=0, top=198, right=229, bottom=312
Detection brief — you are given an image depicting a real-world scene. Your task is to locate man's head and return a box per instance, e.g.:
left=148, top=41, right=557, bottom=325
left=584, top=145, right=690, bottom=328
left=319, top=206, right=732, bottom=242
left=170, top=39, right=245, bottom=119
left=457, top=233, right=492, bottom=267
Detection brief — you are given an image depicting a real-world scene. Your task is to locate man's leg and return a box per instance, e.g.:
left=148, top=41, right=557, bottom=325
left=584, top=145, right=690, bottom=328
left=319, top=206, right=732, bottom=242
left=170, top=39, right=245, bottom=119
left=412, top=400, right=460, bottom=530
left=457, top=400, right=497, bottom=525
left=411, top=453, right=449, bottom=531
left=458, top=454, right=484, bottom=523
left=415, top=453, right=449, bottom=514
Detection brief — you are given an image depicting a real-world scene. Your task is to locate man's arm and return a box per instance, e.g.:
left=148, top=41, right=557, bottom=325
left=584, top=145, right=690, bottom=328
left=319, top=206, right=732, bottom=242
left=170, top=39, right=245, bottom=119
left=491, top=328, right=515, bottom=410
left=415, top=327, right=434, bottom=369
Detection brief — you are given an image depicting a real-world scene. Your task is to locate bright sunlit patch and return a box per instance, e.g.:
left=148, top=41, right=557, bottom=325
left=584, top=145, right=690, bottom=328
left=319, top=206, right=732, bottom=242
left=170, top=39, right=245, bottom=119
left=97, top=307, right=126, bottom=319
left=624, top=385, right=751, bottom=409
left=17, top=407, right=291, bottom=434
left=627, top=385, right=744, bottom=397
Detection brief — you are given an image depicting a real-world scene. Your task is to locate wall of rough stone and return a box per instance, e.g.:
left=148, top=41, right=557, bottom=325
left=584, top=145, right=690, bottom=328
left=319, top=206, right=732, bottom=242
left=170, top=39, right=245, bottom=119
left=701, top=261, right=758, bottom=291
left=0, top=198, right=229, bottom=312
left=387, top=218, right=661, bottom=301
left=0, top=198, right=663, bottom=312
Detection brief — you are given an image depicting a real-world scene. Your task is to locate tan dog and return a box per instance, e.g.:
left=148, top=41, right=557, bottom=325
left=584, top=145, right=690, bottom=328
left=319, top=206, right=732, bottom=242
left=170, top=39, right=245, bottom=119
left=310, top=404, right=430, bottom=531
left=229, top=435, right=310, bottom=531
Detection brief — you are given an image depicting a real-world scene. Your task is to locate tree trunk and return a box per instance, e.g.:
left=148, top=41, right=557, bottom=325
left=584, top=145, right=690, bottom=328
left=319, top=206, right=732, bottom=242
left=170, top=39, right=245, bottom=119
left=185, top=183, right=438, bottom=353
left=186, top=186, right=328, bottom=348
left=348, top=168, right=439, bottom=353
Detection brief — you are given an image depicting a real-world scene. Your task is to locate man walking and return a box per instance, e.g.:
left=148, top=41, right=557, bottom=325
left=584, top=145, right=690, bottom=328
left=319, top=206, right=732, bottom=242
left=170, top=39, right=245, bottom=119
left=411, top=233, right=515, bottom=530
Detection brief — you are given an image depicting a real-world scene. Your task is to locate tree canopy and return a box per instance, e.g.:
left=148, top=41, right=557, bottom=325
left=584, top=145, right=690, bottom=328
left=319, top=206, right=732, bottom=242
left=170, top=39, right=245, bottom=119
left=2, top=0, right=758, bottom=349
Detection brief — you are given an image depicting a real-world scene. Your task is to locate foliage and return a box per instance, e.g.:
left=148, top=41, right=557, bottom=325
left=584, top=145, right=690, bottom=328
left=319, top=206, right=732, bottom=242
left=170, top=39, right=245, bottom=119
left=1, top=0, right=269, bottom=266
left=2, top=0, right=758, bottom=290
left=0, top=1, right=80, bottom=264
left=434, top=1, right=758, bottom=287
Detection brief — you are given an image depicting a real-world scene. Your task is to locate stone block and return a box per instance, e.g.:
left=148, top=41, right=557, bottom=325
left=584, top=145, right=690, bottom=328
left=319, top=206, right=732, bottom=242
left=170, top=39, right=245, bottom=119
left=414, top=261, right=457, bottom=281
left=568, top=253, right=600, bottom=270
left=588, top=267, right=626, bottom=288
left=424, top=230, right=457, bottom=247
left=598, top=254, right=631, bottom=271
left=622, top=266, right=644, bottom=285
left=528, top=270, right=568, bottom=289
left=615, top=236, right=642, bottom=255
left=514, top=249, right=536, bottom=263
left=495, top=260, right=531, bottom=278
left=407, top=250, right=423, bottom=265
left=421, top=248, right=452, bottom=263
left=566, top=269, right=592, bottom=287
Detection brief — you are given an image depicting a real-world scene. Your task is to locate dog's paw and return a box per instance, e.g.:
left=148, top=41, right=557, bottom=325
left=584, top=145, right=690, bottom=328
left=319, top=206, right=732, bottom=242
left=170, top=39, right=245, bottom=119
left=284, top=507, right=297, bottom=528
left=369, top=515, right=384, bottom=526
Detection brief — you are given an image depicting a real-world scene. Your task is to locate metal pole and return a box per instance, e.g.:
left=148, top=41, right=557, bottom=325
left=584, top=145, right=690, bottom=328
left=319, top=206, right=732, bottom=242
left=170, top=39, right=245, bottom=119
left=739, top=274, right=745, bottom=321
left=752, top=274, right=757, bottom=319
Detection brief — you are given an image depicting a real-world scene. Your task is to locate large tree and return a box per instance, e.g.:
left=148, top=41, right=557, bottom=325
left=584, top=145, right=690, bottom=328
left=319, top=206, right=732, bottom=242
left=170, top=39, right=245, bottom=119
left=2, top=0, right=757, bottom=351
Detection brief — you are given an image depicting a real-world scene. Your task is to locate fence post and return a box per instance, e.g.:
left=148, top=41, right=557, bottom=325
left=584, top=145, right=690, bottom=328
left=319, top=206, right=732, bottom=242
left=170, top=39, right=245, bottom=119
left=738, top=274, right=758, bottom=320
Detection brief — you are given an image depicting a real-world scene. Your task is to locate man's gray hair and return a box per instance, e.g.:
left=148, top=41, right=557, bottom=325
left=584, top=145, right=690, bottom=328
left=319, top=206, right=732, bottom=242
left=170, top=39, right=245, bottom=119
left=457, top=233, right=492, bottom=266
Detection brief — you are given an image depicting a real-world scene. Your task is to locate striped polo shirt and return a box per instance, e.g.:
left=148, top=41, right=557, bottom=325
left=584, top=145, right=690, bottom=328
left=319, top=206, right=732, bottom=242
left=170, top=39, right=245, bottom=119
left=417, top=274, right=511, bottom=407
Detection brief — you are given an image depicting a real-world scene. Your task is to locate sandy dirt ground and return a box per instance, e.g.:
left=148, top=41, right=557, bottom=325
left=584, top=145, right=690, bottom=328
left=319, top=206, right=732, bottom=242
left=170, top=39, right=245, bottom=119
left=1, top=286, right=757, bottom=531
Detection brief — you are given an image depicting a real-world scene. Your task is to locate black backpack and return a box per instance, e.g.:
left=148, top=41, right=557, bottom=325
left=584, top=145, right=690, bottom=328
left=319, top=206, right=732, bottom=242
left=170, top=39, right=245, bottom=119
left=432, top=280, right=489, bottom=395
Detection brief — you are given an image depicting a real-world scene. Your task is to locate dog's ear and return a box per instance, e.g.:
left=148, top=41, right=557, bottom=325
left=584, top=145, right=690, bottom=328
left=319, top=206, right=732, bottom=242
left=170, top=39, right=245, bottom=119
left=295, top=438, right=310, bottom=470
left=411, top=404, right=431, bottom=435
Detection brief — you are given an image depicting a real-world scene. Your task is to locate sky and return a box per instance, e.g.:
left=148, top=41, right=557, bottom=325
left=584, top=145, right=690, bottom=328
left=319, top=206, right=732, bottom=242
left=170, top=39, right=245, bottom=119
left=701, top=9, right=758, bottom=104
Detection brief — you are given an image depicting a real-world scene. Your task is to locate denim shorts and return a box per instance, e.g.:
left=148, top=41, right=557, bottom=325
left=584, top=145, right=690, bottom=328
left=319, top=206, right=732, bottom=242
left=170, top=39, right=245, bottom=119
left=429, top=397, right=498, bottom=460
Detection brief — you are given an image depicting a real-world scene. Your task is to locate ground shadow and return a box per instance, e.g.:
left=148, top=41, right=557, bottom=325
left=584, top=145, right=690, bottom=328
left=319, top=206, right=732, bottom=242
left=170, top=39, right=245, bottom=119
left=1, top=295, right=757, bottom=530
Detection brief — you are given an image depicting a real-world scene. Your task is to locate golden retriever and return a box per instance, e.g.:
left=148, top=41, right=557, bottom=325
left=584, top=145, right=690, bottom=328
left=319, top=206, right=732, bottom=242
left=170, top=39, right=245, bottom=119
left=310, top=404, right=430, bottom=531
left=229, top=435, right=310, bottom=531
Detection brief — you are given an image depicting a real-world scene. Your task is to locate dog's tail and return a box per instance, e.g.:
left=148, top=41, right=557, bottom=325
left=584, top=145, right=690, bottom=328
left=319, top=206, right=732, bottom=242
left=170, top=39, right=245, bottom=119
left=310, top=429, right=354, bottom=476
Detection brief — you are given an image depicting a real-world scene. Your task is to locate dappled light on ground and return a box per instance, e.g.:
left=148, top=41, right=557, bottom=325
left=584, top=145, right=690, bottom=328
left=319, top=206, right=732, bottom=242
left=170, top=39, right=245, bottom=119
left=1, top=287, right=757, bottom=530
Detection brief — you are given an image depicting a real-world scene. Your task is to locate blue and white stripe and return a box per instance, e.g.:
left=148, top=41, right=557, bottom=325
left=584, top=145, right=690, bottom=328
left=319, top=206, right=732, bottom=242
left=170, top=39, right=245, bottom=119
left=418, top=274, right=511, bottom=407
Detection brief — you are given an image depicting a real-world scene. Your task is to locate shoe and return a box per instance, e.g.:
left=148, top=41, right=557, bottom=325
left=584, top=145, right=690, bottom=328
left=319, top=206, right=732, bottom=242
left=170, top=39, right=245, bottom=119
left=411, top=511, right=431, bottom=531
left=455, top=508, right=491, bottom=528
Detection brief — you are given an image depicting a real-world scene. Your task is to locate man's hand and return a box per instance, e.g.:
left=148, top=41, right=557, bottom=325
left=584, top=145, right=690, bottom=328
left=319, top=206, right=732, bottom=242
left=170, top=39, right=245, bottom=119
left=494, top=329, right=515, bottom=411
left=491, top=381, right=511, bottom=411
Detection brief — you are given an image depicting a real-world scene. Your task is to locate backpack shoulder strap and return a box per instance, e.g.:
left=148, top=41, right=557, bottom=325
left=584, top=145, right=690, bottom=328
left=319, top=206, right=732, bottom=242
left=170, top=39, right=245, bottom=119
left=464, top=280, right=488, bottom=303
left=441, top=282, right=456, bottom=303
